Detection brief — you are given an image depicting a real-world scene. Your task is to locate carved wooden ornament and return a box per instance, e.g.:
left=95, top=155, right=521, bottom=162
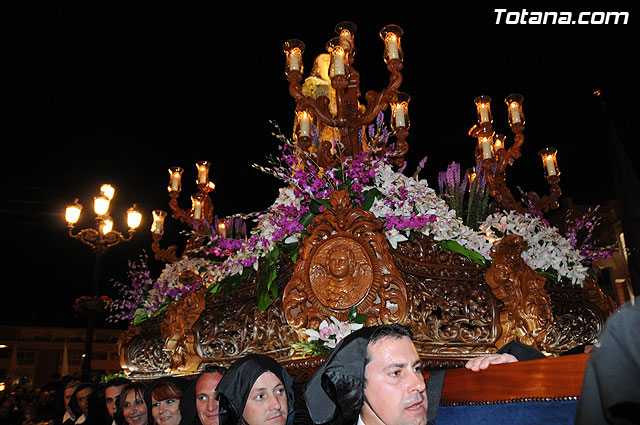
left=283, top=190, right=408, bottom=331
left=161, top=275, right=206, bottom=373
left=484, top=234, right=554, bottom=350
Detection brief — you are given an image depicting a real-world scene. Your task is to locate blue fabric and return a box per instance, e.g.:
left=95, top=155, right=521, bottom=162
left=434, top=400, right=579, bottom=425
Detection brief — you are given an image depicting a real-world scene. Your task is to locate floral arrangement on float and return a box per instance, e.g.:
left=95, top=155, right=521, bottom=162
left=109, top=114, right=614, bottom=325
left=290, top=306, right=367, bottom=357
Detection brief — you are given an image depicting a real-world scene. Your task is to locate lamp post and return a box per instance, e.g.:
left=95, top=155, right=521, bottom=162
left=65, top=184, right=141, bottom=381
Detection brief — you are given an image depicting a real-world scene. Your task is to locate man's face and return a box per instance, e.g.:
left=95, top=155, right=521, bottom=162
left=196, top=372, right=223, bottom=425
left=242, top=371, right=288, bottom=425
left=64, top=387, right=78, bottom=416
left=76, top=387, right=94, bottom=416
left=362, top=336, right=427, bottom=425
left=104, top=385, right=125, bottom=418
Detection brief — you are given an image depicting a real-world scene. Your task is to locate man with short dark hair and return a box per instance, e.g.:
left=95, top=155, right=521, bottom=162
left=362, top=324, right=427, bottom=425
left=305, top=323, right=427, bottom=425
left=61, top=380, right=81, bottom=425
left=304, top=323, right=538, bottom=425
left=191, top=365, right=227, bottom=425
left=103, top=377, right=130, bottom=424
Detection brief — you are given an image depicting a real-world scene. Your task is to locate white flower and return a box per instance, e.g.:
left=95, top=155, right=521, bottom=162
left=386, top=228, right=409, bottom=249
left=477, top=210, right=587, bottom=286
left=305, top=316, right=364, bottom=349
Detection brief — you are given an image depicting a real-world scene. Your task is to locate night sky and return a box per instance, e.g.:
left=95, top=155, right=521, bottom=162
left=4, top=5, right=638, bottom=329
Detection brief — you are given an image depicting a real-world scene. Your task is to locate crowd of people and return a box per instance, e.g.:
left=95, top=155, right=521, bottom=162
left=1, top=302, right=637, bottom=425
left=0, top=323, right=533, bottom=425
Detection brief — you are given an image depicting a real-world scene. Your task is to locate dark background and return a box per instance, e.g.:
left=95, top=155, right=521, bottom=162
left=3, top=4, right=638, bottom=329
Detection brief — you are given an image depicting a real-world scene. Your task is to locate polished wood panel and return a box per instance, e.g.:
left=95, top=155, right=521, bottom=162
left=424, top=353, right=589, bottom=404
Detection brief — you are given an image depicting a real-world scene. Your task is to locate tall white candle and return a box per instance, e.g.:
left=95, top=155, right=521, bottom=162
left=193, top=202, right=202, bottom=219
left=479, top=104, right=490, bottom=123
left=339, top=30, right=351, bottom=51
left=510, top=102, right=522, bottom=124
left=386, top=34, right=399, bottom=59
left=544, top=156, right=557, bottom=176
left=299, top=112, right=311, bottom=137
left=395, top=106, right=406, bottom=128
left=333, top=54, right=345, bottom=75
left=170, top=173, right=181, bottom=191
left=198, top=166, right=208, bottom=185
left=151, top=219, right=163, bottom=235
left=289, top=49, right=301, bottom=71
left=480, top=138, right=493, bottom=159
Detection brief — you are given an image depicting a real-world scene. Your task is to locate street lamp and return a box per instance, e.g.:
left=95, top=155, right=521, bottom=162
left=65, top=184, right=141, bottom=381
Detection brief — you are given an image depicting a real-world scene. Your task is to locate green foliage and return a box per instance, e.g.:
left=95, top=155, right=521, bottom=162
left=439, top=240, right=491, bottom=267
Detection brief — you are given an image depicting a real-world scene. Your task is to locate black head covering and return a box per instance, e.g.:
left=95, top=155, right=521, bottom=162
left=215, top=354, right=295, bottom=425
left=303, top=325, right=379, bottom=425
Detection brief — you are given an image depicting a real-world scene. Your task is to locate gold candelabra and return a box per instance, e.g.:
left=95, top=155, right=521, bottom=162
left=150, top=161, right=216, bottom=263
left=283, top=21, right=410, bottom=168
left=469, top=94, right=562, bottom=213
left=65, top=183, right=141, bottom=380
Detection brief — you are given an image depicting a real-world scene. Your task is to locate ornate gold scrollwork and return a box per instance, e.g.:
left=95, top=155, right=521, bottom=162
left=485, top=234, right=554, bottom=350
left=161, top=275, right=206, bottom=374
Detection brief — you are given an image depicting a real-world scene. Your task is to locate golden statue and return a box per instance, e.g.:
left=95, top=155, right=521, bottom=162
left=296, top=53, right=340, bottom=149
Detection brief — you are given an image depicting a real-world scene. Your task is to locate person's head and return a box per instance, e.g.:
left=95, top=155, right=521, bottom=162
left=63, top=380, right=81, bottom=417
left=120, top=382, right=148, bottom=425
left=194, top=365, right=226, bottom=425
left=304, top=323, right=427, bottom=425
left=149, top=379, right=186, bottom=425
left=104, top=377, right=131, bottom=419
left=216, top=354, right=294, bottom=425
left=68, top=382, right=96, bottom=419
left=76, top=384, right=95, bottom=416
left=362, top=324, right=427, bottom=425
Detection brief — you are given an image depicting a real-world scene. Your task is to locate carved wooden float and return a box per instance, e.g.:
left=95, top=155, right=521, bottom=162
left=118, top=191, right=616, bottom=380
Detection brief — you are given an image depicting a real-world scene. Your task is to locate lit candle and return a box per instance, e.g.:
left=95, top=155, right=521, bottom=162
left=193, top=201, right=202, bottom=220
left=385, top=33, right=400, bottom=60
left=299, top=111, right=311, bottom=137
left=480, top=137, right=493, bottom=159
left=544, top=155, right=557, bottom=176
left=510, top=102, right=522, bottom=124
left=170, top=173, right=180, bottom=191
left=333, top=49, right=345, bottom=75
left=479, top=104, right=490, bottom=123
left=197, top=161, right=209, bottom=185
left=493, top=134, right=505, bottom=151
left=339, top=29, right=352, bottom=51
left=395, top=105, right=406, bottom=128
left=151, top=210, right=166, bottom=235
left=288, top=48, right=301, bottom=71
left=168, top=167, right=182, bottom=192
left=219, top=222, right=226, bottom=237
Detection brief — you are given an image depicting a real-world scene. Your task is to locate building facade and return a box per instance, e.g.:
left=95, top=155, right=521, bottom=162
left=0, top=326, right=123, bottom=390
